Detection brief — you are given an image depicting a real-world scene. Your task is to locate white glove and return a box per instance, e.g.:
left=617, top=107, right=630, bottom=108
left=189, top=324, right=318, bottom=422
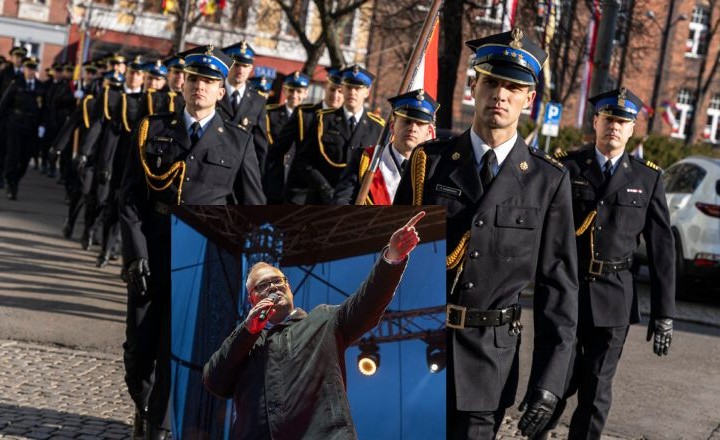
left=74, top=89, right=85, bottom=99
left=38, top=126, right=45, bottom=138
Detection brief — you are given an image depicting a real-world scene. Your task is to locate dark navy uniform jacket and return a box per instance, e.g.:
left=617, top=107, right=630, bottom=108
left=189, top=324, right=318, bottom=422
left=288, top=106, right=384, bottom=204
left=558, top=147, right=675, bottom=326
left=119, top=110, right=265, bottom=263
left=394, top=130, right=578, bottom=411
left=217, top=85, right=268, bottom=171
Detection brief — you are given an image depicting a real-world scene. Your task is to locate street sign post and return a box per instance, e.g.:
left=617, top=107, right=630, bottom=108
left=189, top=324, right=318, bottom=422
left=541, top=102, right=563, bottom=152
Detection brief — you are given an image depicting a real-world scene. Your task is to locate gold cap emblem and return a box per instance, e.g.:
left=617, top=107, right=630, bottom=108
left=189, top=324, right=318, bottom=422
left=294, top=71, right=300, bottom=79
left=510, top=28, right=524, bottom=50
left=417, top=89, right=425, bottom=102
left=519, top=161, right=529, bottom=171
left=618, top=87, right=627, bottom=107
left=352, top=65, right=360, bottom=74
left=205, top=45, right=214, bottom=56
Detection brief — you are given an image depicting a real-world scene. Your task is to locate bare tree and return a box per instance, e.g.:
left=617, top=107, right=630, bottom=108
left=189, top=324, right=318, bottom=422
left=273, top=0, right=374, bottom=74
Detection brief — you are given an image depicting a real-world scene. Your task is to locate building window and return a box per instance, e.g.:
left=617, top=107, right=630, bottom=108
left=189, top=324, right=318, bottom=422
left=704, top=94, right=720, bottom=142
left=686, top=5, right=709, bottom=57
left=672, top=88, right=695, bottom=139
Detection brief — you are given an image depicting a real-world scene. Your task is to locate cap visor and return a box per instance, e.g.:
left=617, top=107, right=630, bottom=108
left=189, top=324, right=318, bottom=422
left=474, top=63, right=536, bottom=86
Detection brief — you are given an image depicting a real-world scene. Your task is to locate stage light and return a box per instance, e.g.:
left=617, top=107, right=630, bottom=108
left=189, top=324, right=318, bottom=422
left=357, top=340, right=380, bottom=376
left=425, top=332, right=445, bottom=374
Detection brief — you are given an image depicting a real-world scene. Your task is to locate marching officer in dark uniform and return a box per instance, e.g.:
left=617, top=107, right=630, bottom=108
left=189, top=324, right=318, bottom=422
left=0, top=46, right=27, bottom=187
left=94, top=56, right=147, bottom=267
left=248, top=74, right=272, bottom=98
left=41, top=61, right=74, bottom=178
left=139, top=56, right=185, bottom=118
left=276, top=66, right=344, bottom=204
left=219, top=40, right=268, bottom=170
left=0, top=56, right=45, bottom=200
left=263, top=71, right=310, bottom=202
left=539, top=88, right=676, bottom=439
left=394, top=29, right=579, bottom=438
left=77, top=70, right=125, bottom=250
left=119, top=45, right=265, bottom=440
left=287, top=64, right=385, bottom=204
left=334, top=88, right=438, bottom=205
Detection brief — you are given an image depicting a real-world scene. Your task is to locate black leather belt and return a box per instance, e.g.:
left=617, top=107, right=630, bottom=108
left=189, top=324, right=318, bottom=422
left=153, top=200, right=172, bottom=215
left=587, top=257, right=633, bottom=276
left=446, top=303, right=521, bottom=333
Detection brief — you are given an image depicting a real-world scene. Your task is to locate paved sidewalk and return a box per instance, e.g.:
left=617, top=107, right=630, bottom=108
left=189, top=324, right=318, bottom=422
left=0, top=340, right=133, bottom=439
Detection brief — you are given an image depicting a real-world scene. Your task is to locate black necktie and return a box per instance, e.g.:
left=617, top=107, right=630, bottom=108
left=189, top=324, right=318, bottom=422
left=400, top=159, right=408, bottom=172
left=232, top=90, right=240, bottom=113
left=603, top=160, right=613, bottom=182
left=190, top=122, right=201, bottom=146
left=349, top=115, right=357, bottom=132
left=28, top=80, right=34, bottom=91
left=480, top=149, right=497, bottom=189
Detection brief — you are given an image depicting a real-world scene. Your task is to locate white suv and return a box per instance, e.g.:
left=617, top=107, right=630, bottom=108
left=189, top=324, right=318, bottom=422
left=638, top=156, right=720, bottom=291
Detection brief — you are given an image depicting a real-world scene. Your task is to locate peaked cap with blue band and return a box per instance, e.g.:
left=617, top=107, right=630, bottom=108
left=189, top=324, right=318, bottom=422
left=249, top=75, right=272, bottom=92
left=388, top=89, right=439, bottom=123
left=164, top=55, right=186, bottom=71
left=127, top=55, right=144, bottom=71
left=183, top=45, right=232, bottom=80
left=222, top=40, right=255, bottom=65
left=465, top=28, right=547, bottom=86
left=103, top=71, right=125, bottom=87
left=341, top=64, right=374, bottom=87
left=283, top=71, right=310, bottom=89
left=590, top=87, right=643, bottom=121
left=325, top=66, right=343, bottom=85
left=143, top=60, right=169, bottom=78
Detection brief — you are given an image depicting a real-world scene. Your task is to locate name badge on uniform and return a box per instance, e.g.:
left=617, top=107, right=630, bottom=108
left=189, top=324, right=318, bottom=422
left=626, top=188, right=643, bottom=194
left=435, top=184, right=462, bottom=197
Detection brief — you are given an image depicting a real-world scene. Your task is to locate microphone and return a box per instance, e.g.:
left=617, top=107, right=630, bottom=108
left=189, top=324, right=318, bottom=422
left=258, top=292, right=281, bottom=321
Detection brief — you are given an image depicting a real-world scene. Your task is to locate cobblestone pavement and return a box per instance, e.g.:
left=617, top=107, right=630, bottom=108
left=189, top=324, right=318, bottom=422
left=0, top=340, right=133, bottom=439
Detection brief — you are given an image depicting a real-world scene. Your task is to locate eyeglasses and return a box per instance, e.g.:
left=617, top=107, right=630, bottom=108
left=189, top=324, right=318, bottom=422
left=253, top=276, right=288, bottom=294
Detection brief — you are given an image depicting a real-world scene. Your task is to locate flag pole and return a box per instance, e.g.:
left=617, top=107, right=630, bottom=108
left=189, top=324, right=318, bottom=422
left=353, top=0, right=443, bottom=205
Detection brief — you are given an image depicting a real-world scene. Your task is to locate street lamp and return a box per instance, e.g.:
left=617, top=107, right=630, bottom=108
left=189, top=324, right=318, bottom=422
left=646, top=5, right=688, bottom=134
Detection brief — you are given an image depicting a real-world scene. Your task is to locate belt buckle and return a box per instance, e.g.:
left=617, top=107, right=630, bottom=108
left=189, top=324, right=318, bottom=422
left=588, top=259, right=603, bottom=276
left=446, top=304, right=467, bottom=330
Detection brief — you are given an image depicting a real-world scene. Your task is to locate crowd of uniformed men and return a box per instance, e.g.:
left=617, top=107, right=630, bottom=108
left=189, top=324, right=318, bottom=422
left=0, top=28, right=676, bottom=440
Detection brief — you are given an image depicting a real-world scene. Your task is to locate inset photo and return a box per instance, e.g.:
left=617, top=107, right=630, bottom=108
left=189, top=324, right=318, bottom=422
left=170, top=205, right=446, bottom=439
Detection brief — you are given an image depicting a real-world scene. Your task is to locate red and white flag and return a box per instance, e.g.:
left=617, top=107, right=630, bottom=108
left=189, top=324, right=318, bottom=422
left=409, top=18, right=439, bottom=99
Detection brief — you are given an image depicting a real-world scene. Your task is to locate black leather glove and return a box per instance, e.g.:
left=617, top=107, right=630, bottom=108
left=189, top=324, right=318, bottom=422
left=319, top=184, right=334, bottom=204
left=73, top=154, right=88, bottom=174
left=646, top=317, right=673, bottom=356
left=128, top=258, right=151, bottom=296
left=518, top=388, right=559, bottom=438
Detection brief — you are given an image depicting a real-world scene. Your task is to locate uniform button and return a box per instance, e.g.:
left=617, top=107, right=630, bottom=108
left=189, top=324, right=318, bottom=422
left=220, top=159, right=225, bottom=164
left=189, top=155, right=194, bottom=160
left=594, top=252, right=599, bottom=257
left=475, top=220, right=484, bottom=227
left=632, top=200, right=637, bottom=205
left=599, top=200, right=604, bottom=206
left=185, top=177, right=190, bottom=182
left=180, top=199, right=185, bottom=205
left=469, top=250, right=479, bottom=259
left=516, top=217, right=524, bottom=225
left=463, top=282, right=474, bottom=289
left=596, top=226, right=602, bottom=231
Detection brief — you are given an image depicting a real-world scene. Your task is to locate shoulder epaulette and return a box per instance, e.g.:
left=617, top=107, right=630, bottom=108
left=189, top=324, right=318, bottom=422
left=366, top=112, right=385, bottom=127
left=266, top=103, right=282, bottom=111
left=298, top=103, right=316, bottom=110
left=553, top=150, right=568, bottom=158
left=529, top=147, right=565, bottom=170
left=630, top=155, right=662, bottom=171
left=318, top=107, right=337, bottom=115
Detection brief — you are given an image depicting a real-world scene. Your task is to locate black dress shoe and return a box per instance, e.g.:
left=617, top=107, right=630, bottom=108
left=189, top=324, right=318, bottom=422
left=145, top=424, right=170, bottom=440
left=132, top=409, right=146, bottom=440
left=62, top=222, right=73, bottom=239
left=96, top=254, right=110, bottom=268
left=81, top=233, right=94, bottom=251
left=6, top=183, right=17, bottom=201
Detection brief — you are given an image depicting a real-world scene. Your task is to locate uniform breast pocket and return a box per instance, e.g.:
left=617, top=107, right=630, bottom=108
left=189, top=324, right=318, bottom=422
left=202, top=148, right=237, bottom=187
left=144, top=139, right=176, bottom=175
left=493, top=205, right=539, bottom=257
left=319, top=134, right=345, bottom=162
left=429, top=185, right=465, bottom=217
left=613, top=191, right=647, bottom=230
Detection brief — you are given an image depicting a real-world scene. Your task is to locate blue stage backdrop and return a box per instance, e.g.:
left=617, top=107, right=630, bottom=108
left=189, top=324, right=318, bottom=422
left=171, top=215, right=446, bottom=440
